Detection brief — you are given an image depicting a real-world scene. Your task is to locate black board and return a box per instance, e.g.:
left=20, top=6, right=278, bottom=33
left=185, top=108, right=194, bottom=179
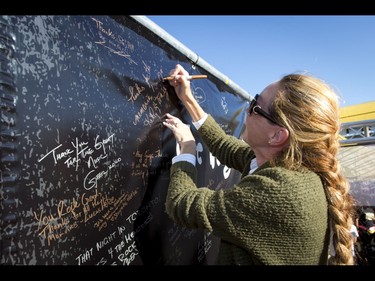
left=0, top=15, right=248, bottom=265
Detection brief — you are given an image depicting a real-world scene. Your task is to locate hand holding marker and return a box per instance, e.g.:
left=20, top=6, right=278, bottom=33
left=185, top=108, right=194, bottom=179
left=161, top=75, right=207, bottom=111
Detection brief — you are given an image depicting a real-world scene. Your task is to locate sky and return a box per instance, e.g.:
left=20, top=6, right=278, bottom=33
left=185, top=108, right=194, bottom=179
left=148, top=16, right=375, bottom=108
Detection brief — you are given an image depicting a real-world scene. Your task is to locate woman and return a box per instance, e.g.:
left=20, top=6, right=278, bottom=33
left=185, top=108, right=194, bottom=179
left=162, top=64, right=354, bottom=265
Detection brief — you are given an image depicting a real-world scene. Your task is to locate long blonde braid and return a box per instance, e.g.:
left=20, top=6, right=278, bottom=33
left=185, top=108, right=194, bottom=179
left=269, top=74, right=355, bottom=265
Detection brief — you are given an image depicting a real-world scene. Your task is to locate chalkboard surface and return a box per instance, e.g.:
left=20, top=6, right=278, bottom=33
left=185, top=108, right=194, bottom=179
left=0, top=15, right=248, bottom=265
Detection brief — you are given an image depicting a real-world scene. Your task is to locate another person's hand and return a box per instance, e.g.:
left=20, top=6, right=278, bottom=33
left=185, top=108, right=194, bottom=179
left=163, top=113, right=196, bottom=155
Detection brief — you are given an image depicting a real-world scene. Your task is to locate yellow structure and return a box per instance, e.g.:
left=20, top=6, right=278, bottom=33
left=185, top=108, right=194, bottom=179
left=338, top=100, right=375, bottom=207
left=340, top=101, right=375, bottom=123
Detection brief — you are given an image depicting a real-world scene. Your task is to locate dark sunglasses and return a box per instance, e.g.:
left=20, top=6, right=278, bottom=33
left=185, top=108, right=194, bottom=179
left=247, top=94, right=279, bottom=125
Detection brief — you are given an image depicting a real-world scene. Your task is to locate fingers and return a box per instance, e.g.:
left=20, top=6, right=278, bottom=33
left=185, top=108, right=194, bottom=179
left=169, top=64, right=189, bottom=77
left=168, top=64, right=190, bottom=86
left=162, top=113, right=181, bottom=128
left=164, top=113, right=179, bottom=123
left=162, top=113, right=196, bottom=148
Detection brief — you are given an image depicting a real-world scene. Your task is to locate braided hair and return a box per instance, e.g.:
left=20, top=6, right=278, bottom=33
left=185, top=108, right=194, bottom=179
left=269, top=74, right=355, bottom=265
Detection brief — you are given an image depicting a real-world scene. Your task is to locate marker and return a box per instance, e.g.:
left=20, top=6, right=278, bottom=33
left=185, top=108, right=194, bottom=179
left=162, top=74, right=207, bottom=81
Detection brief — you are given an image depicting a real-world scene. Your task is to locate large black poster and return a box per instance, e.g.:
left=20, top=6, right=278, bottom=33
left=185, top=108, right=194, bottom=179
left=0, top=16, right=248, bottom=265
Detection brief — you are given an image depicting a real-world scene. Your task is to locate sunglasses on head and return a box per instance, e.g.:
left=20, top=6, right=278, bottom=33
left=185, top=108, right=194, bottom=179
left=247, top=94, right=279, bottom=125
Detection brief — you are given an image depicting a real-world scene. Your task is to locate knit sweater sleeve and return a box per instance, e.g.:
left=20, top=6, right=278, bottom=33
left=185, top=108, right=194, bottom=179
left=198, top=114, right=253, bottom=172
left=165, top=161, right=214, bottom=230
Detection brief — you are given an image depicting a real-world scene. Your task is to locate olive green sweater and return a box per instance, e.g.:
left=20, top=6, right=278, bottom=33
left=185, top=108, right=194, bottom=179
left=165, top=115, right=330, bottom=265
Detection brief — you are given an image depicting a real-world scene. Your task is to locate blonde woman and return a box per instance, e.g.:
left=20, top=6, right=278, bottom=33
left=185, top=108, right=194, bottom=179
left=163, top=64, right=355, bottom=265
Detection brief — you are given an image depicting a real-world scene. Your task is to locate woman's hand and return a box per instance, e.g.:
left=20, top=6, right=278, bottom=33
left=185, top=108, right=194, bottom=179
left=163, top=113, right=196, bottom=155
left=168, top=64, right=194, bottom=103
left=167, top=64, right=206, bottom=122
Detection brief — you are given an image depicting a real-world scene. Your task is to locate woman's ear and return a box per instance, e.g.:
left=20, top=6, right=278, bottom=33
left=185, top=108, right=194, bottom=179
left=269, top=128, right=289, bottom=146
